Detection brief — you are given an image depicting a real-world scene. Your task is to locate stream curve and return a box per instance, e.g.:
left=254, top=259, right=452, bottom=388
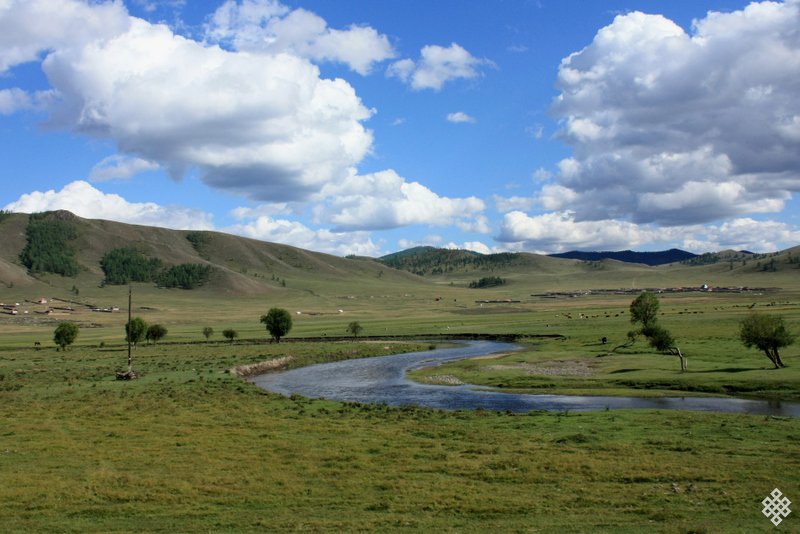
left=250, top=340, right=800, bottom=416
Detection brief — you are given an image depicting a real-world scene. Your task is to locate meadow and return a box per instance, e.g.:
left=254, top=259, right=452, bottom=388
left=1, top=280, right=799, bottom=532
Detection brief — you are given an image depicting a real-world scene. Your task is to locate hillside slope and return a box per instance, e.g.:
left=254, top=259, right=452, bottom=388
left=0, top=211, right=422, bottom=297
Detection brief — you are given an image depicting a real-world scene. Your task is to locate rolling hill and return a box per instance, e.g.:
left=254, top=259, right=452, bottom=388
left=1, top=211, right=798, bottom=303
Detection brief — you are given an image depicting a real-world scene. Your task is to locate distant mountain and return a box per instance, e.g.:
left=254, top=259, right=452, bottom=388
left=549, top=249, right=697, bottom=266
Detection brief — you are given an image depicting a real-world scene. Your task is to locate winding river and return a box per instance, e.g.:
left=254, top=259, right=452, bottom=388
left=250, top=340, right=800, bottom=417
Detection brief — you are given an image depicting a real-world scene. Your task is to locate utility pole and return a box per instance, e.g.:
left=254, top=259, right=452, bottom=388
left=127, top=285, right=132, bottom=373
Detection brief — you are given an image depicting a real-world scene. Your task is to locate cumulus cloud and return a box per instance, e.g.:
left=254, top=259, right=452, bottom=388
left=205, top=0, right=395, bottom=75
left=89, top=155, right=159, bottom=182
left=549, top=1, right=800, bottom=225
left=1, top=0, right=374, bottom=203
left=225, top=216, right=381, bottom=257
left=3, top=180, right=214, bottom=230
left=0, top=0, right=130, bottom=73
left=387, top=43, right=492, bottom=90
left=493, top=194, right=535, bottom=213
left=315, top=169, right=487, bottom=232
left=681, top=218, right=800, bottom=253
left=446, top=111, right=476, bottom=123
left=497, top=210, right=800, bottom=253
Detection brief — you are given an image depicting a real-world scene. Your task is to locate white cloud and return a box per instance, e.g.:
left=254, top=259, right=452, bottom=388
left=497, top=210, right=800, bottom=253
left=0, top=88, right=32, bottom=114
left=205, top=0, right=395, bottom=75
left=549, top=1, right=800, bottom=226
left=89, top=155, right=159, bottom=182
left=14, top=5, right=374, bottom=203
left=3, top=180, right=214, bottom=230
left=493, top=194, right=535, bottom=213
left=225, top=216, right=381, bottom=257
left=316, top=169, right=486, bottom=232
left=497, top=210, right=665, bottom=253
left=388, top=43, right=491, bottom=91
left=0, top=0, right=130, bottom=73
left=449, top=241, right=493, bottom=254
left=446, top=111, right=476, bottom=124
left=680, top=218, right=800, bottom=254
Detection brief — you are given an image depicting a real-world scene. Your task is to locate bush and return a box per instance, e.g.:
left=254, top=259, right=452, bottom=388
left=223, top=329, right=238, bottom=343
left=146, top=324, right=168, bottom=345
left=469, top=276, right=506, bottom=289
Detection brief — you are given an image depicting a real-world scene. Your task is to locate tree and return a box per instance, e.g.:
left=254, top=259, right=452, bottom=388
left=146, top=323, right=168, bottom=345
left=261, top=308, right=293, bottom=343
left=628, top=292, right=686, bottom=371
left=629, top=291, right=659, bottom=328
left=202, top=326, right=214, bottom=342
left=346, top=321, right=363, bottom=338
left=740, top=313, right=795, bottom=369
left=222, top=328, right=238, bottom=344
left=125, top=317, right=148, bottom=348
left=53, top=321, right=79, bottom=351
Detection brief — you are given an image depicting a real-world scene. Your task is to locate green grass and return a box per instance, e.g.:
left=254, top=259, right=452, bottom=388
left=1, top=340, right=799, bottom=533
left=409, top=293, right=800, bottom=400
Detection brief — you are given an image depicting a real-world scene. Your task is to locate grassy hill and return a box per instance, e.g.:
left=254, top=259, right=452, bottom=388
left=0, top=211, right=798, bottom=347
left=0, top=211, right=421, bottom=296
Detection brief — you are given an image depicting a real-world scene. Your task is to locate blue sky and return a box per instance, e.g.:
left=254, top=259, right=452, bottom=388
left=2, top=0, right=799, bottom=256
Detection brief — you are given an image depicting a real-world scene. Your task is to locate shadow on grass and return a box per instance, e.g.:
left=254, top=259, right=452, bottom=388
left=694, top=367, right=761, bottom=373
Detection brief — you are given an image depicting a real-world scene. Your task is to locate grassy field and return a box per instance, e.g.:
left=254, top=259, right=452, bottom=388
left=1, top=338, right=799, bottom=533
left=410, top=292, right=800, bottom=401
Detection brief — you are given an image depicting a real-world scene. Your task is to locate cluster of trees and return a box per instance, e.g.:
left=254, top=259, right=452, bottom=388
left=100, top=248, right=212, bottom=289
left=157, top=263, right=213, bottom=289
left=100, top=248, right=163, bottom=284
left=20, top=213, right=80, bottom=276
left=622, top=292, right=796, bottom=372
left=125, top=317, right=168, bottom=346
left=469, top=276, right=506, bottom=289
left=380, top=248, right=521, bottom=276
left=186, top=231, right=212, bottom=259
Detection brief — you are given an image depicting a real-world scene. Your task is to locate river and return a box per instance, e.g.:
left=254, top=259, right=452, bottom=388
left=250, top=340, right=800, bottom=416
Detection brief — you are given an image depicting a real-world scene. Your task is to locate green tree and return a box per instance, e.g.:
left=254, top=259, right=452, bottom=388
left=146, top=323, right=168, bottom=345
left=53, top=321, right=79, bottom=351
left=628, top=292, right=685, bottom=371
left=125, top=317, right=148, bottom=348
left=346, top=321, right=363, bottom=338
left=740, top=313, right=795, bottom=369
left=261, top=308, right=293, bottom=343
left=202, top=326, right=214, bottom=342
left=222, top=328, right=238, bottom=344
left=629, top=292, right=659, bottom=328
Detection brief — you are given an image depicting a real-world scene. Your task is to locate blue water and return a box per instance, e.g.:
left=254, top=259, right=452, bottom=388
left=250, top=340, right=800, bottom=416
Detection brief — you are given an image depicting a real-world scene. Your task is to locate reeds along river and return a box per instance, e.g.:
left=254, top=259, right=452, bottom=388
left=250, top=340, right=800, bottom=417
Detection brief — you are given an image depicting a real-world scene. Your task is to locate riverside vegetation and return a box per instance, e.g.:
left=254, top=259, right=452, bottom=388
left=1, top=211, right=799, bottom=531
